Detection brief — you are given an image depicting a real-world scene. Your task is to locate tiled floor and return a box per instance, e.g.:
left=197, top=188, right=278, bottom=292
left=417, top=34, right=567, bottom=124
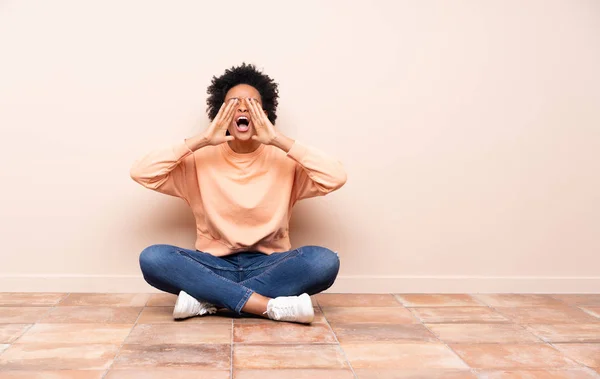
left=0, top=293, right=599, bottom=378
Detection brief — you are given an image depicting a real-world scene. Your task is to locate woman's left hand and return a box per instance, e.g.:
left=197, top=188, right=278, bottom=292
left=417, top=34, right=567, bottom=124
left=245, top=98, right=278, bottom=145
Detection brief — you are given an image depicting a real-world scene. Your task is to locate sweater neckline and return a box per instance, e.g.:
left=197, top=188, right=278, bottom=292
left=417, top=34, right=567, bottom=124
left=221, top=142, right=265, bottom=160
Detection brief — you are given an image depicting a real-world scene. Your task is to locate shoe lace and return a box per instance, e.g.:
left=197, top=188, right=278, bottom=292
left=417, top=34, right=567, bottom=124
left=263, top=301, right=296, bottom=320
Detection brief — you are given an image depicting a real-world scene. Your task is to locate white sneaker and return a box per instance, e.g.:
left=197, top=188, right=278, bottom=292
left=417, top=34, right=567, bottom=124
left=173, top=290, right=217, bottom=320
left=264, top=293, right=314, bottom=324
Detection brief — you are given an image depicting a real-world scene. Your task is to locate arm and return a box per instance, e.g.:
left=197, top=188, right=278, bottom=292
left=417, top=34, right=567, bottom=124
left=244, top=97, right=347, bottom=200
left=287, top=140, right=347, bottom=201
left=130, top=98, right=238, bottom=199
left=129, top=139, right=196, bottom=199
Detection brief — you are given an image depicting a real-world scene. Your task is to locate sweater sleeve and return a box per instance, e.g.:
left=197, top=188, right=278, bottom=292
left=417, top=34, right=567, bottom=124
left=286, top=141, right=347, bottom=202
left=129, top=139, right=195, bottom=200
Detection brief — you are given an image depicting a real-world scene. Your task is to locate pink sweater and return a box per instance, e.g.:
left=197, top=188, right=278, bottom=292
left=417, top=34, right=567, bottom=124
left=130, top=140, right=347, bottom=256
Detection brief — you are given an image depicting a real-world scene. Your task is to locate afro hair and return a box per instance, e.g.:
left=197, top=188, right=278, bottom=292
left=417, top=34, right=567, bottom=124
left=206, top=63, right=279, bottom=125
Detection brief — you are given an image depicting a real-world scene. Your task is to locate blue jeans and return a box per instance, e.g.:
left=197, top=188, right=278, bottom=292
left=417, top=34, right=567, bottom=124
left=139, top=244, right=340, bottom=314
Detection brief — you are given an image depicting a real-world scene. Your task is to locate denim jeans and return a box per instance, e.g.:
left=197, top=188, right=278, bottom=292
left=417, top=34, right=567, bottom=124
left=139, top=244, right=340, bottom=314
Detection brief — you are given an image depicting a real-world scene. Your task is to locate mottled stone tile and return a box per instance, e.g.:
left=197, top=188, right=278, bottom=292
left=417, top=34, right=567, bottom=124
left=410, top=307, right=509, bottom=324
left=59, top=293, right=150, bottom=307
left=0, top=343, right=119, bottom=370
left=315, top=294, right=401, bottom=307
left=341, top=342, right=467, bottom=369
left=331, top=323, right=436, bottom=343
left=0, top=293, right=67, bottom=306
left=396, top=294, right=483, bottom=307
left=322, top=306, right=418, bottom=324
left=125, top=323, right=231, bottom=345
left=0, top=324, right=31, bottom=343
left=39, top=306, right=142, bottom=323
left=474, top=295, right=564, bottom=308
left=450, top=344, right=577, bottom=369
left=234, top=322, right=336, bottom=344
left=113, top=344, right=230, bottom=369
left=16, top=323, right=133, bottom=344
left=234, top=344, right=347, bottom=369
left=427, top=324, right=541, bottom=343
left=525, top=324, right=600, bottom=343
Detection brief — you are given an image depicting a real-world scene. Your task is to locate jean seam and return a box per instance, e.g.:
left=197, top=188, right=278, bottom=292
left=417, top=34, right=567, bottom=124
left=177, top=250, right=254, bottom=313
left=234, top=289, right=254, bottom=314
left=238, top=249, right=301, bottom=286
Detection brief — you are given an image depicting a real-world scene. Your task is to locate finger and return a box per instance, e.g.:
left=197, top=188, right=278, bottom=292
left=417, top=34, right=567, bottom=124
left=225, top=135, right=235, bottom=141
left=246, top=98, right=262, bottom=126
left=251, top=135, right=259, bottom=141
left=219, top=98, right=238, bottom=129
left=224, top=98, right=238, bottom=124
left=214, top=101, right=228, bottom=121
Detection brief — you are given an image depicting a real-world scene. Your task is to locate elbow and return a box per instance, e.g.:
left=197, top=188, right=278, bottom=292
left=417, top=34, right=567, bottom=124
left=331, top=169, right=347, bottom=191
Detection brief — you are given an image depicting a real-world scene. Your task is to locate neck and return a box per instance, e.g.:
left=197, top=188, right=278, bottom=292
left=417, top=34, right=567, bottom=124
left=227, top=139, right=262, bottom=154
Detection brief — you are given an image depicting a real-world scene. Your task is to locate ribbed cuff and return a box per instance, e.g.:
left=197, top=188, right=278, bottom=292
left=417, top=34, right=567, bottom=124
left=172, top=139, right=195, bottom=160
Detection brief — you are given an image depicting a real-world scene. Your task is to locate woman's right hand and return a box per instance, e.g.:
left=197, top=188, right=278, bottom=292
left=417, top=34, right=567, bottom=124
left=202, top=98, right=238, bottom=146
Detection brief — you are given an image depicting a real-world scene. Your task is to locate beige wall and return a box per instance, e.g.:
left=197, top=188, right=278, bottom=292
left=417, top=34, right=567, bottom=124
left=1, top=0, right=599, bottom=293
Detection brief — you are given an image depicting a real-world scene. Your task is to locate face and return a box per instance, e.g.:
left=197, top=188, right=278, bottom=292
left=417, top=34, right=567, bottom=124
left=224, top=84, right=266, bottom=142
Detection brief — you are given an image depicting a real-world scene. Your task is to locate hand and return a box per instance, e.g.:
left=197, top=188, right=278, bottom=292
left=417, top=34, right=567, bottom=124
left=202, top=98, right=238, bottom=146
left=245, top=98, right=278, bottom=145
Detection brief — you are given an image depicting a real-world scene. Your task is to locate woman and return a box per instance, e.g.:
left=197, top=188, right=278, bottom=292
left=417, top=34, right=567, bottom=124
left=130, top=63, right=347, bottom=324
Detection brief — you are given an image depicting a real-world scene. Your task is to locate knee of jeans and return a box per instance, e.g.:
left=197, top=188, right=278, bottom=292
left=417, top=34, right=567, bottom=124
left=139, top=244, right=170, bottom=276
left=302, top=246, right=340, bottom=281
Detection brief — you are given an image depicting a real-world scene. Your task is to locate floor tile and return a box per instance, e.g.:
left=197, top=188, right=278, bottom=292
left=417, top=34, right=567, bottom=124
left=354, top=369, right=477, bottom=378
left=341, top=342, right=467, bottom=369
left=322, top=306, right=418, bottom=324
left=473, top=295, right=565, bottom=308
left=146, top=293, right=178, bottom=306
left=331, top=323, right=437, bottom=343
left=234, top=344, right=347, bottom=369
left=137, top=306, right=232, bottom=324
left=427, top=324, right=541, bottom=343
left=0, top=307, right=52, bottom=323
left=553, top=343, right=600, bottom=368
left=476, top=369, right=599, bottom=378
left=234, top=369, right=355, bottom=378
left=234, top=307, right=325, bottom=324
left=105, top=369, right=231, bottom=378
left=113, top=344, right=230, bottom=369
left=410, top=307, right=509, bottom=324
left=0, top=324, right=31, bottom=343
left=0, top=293, right=67, bottom=306
left=59, top=293, right=150, bottom=307
left=16, top=323, right=133, bottom=344
left=0, top=371, right=105, bottom=378
left=395, top=294, right=483, bottom=307
left=125, top=323, right=231, bottom=345
left=315, top=294, right=401, bottom=307
left=0, top=343, right=119, bottom=370
left=449, top=344, right=577, bottom=369
left=496, top=306, right=600, bottom=324
left=551, top=295, right=600, bottom=307
left=234, top=322, right=336, bottom=344
left=580, top=307, right=600, bottom=319
left=38, top=306, right=142, bottom=323
left=525, top=324, right=600, bottom=342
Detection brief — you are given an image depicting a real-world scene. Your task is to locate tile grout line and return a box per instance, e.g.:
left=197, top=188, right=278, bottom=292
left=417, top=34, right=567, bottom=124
left=317, top=298, right=358, bottom=379
left=100, top=300, right=145, bottom=379
left=230, top=318, right=234, bottom=379
left=418, top=312, right=477, bottom=377
left=471, top=294, right=600, bottom=377
left=7, top=292, right=71, bottom=345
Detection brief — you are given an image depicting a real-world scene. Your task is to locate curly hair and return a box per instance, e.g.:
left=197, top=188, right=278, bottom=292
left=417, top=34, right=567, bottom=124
left=206, top=63, right=279, bottom=125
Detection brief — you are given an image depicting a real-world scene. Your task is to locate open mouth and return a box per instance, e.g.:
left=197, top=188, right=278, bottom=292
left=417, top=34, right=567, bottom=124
left=236, top=116, right=250, bottom=132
